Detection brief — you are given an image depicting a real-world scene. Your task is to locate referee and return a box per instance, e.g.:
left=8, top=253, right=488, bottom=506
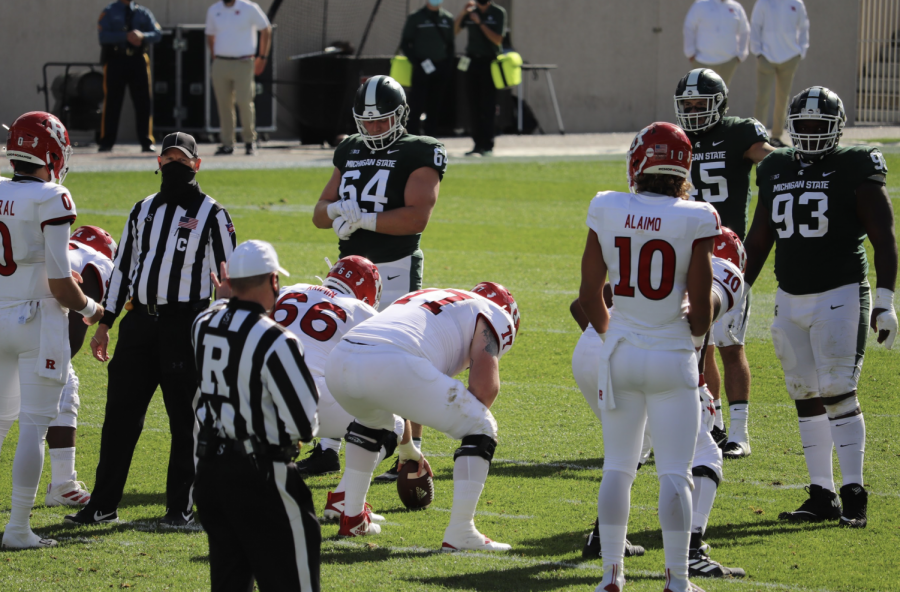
left=194, top=240, right=320, bottom=591
left=66, top=132, right=236, bottom=527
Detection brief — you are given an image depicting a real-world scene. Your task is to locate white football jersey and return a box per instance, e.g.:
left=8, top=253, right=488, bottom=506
left=345, top=288, right=516, bottom=377
left=274, top=283, right=378, bottom=376
left=586, top=190, right=721, bottom=342
left=0, top=179, right=77, bottom=301
left=711, top=257, right=745, bottom=323
left=68, top=241, right=115, bottom=302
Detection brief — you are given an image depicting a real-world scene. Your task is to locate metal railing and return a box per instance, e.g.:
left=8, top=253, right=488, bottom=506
left=858, top=0, right=900, bottom=123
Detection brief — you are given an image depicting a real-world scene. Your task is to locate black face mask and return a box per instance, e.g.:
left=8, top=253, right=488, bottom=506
left=160, top=161, right=197, bottom=194
left=476, top=0, right=490, bottom=5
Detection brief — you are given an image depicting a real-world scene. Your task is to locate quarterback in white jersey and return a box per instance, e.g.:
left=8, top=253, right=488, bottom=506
left=579, top=123, right=719, bottom=592
left=0, top=112, right=104, bottom=550
left=325, top=282, right=519, bottom=551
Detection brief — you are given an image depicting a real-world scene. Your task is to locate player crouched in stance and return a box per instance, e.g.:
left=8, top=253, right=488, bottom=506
left=580, top=122, right=719, bottom=592
left=324, top=283, right=519, bottom=551
left=744, top=87, right=898, bottom=528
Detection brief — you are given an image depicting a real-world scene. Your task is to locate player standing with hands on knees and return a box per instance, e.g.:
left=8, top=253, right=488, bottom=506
left=0, top=113, right=104, bottom=549
left=581, top=122, right=720, bottom=592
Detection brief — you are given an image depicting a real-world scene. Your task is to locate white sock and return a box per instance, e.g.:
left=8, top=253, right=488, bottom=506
left=341, top=434, right=381, bottom=516
left=713, top=401, right=724, bottom=430
left=319, top=438, right=342, bottom=453
left=798, top=414, right=835, bottom=490
left=690, top=475, right=718, bottom=535
left=8, top=416, right=50, bottom=531
left=662, top=531, right=691, bottom=580
left=447, top=455, right=490, bottom=533
left=728, top=401, right=749, bottom=444
left=659, top=474, right=692, bottom=580
left=49, top=447, right=77, bottom=486
left=830, top=414, right=865, bottom=487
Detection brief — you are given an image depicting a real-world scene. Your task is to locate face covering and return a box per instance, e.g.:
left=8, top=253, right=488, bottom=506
left=476, top=0, right=489, bottom=5
left=429, top=0, right=443, bottom=5
left=160, top=161, right=198, bottom=195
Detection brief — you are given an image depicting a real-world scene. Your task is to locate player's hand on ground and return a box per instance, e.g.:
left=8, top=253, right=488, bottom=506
left=91, top=324, right=111, bottom=362
left=211, top=261, right=233, bottom=299
left=871, top=307, right=898, bottom=349
left=332, top=216, right=358, bottom=240
left=84, top=304, right=105, bottom=327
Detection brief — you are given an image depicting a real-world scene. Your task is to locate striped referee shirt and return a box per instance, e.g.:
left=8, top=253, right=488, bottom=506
left=192, top=298, right=319, bottom=446
left=101, top=190, right=236, bottom=326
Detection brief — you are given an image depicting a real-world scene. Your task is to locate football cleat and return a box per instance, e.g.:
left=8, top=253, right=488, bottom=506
left=296, top=443, right=341, bottom=477
left=64, top=507, right=119, bottom=525
left=323, top=491, right=385, bottom=523
left=160, top=510, right=194, bottom=528
left=583, top=518, right=645, bottom=559
left=664, top=569, right=707, bottom=592
left=778, top=485, right=841, bottom=522
left=688, top=548, right=746, bottom=578
left=373, top=458, right=400, bottom=483
left=722, top=441, right=751, bottom=459
left=595, top=564, right=625, bottom=592
left=45, top=480, right=91, bottom=507
left=710, top=425, right=728, bottom=448
left=1, top=529, right=58, bottom=550
left=838, top=484, right=868, bottom=528
left=339, top=509, right=381, bottom=537
left=441, top=530, right=511, bottom=552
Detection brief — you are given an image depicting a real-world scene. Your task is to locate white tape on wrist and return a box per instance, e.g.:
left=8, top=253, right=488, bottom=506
left=398, top=440, right=422, bottom=463
left=326, top=201, right=343, bottom=220
left=359, top=212, right=377, bottom=232
left=874, top=288, right=895, bottom=311
left=691, top=333, right=706, bottom=349
left=77, top=297, right=97, bottom=318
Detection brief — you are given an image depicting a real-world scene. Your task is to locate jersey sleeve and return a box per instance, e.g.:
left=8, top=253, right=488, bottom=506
left=585, top=192, right=611, bottom=236
left=332, top=137, right=353, bottom=169
left=412, top=137, right=448, bottom=181
left=39, top=185, right=77, bottom=230
left=738, top=117, right=769, bottom=152
left=859, top=147, right=889, bottom=184
left=694, top=202, right=722, bottom=242
left=477, top=301, right=516, bottom=358
left=711, top=258, right=744, bottom=320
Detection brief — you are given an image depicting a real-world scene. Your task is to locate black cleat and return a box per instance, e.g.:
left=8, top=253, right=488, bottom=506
left=710, top=425, right=728, bottom=448
left=582, top=518, right=645, bottom=559
left=689, top=548, right=746, bottom=578
left=778, top=484, right=841, bottom=522
left=64, top=507, right=119, bottom=525
left=245, top=142, right=256, bottom=156
left=838, top=484, right=868, bottom=528
left=296, top=443, right=340, bottom=477
left=141, top=143, right=156, bottom=153
left=722, top=441, right=751, bottom=459
left=97, top=145, right=113, bottom=153
left=373, top=458, right=400, bottom=483
left=160, top=510, right=194, bottom=528
left=214, top=146, right=234, bottom=155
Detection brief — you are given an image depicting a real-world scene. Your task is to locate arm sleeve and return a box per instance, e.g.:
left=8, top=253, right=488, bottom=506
left=797, top=2, right=810, bottom=59
left=140, top=10, right=162, bottom=44
left=98, top=10, right=127, bottom=45
left=263, top=335, right=319, bottom=443
left=101, top=204, right=140, bottom=325
left=683, top=5, right=698, bottom=58
left=737, top=5, right=750, bottom=61
left=209, top=208, right=236, bottom=286
left=43, top=223, right=72, bottom=280
left=749, top=1, right=764, bottom=55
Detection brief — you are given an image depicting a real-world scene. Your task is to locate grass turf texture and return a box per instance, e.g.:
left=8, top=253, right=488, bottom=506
left=1, top=156, right=899, bottom=592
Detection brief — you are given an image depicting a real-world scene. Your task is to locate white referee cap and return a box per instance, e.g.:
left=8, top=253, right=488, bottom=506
left=228, top=240, right=290, bottom=279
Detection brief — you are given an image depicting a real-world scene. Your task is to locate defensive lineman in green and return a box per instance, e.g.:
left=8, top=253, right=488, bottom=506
left=745, top=86, right=898, bottom=528
left=674, top=68, right=775, bottom=458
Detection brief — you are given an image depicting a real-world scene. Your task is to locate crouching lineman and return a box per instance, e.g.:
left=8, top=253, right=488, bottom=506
left=196, top=241, right=321, bottom=591
left=44, top=226, right=116, bottom=507
left=325, top=283, right=520, bottom=551
left=745, top=87, right=898, bottom=528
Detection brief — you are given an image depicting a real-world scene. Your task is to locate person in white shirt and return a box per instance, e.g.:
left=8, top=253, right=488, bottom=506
left=205, top=0, right=272, bottom=156
left=751, top=0, right=810, bottom=146
left=683, top=0, right=750, bottom=86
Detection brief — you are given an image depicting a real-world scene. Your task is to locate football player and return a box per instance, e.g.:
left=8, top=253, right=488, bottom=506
left=744, top=86, right=898, bottom=528
left=580, top=122, right=720, bottom=592
left=675, top=68, right=776, bottom=459
left=43, top=226, right=116, bottom=508
left=312, top=75, right=448, bottom=478
left=0, top=113, right=105, bottom=549
left=324, top=282, right=519, bottom=552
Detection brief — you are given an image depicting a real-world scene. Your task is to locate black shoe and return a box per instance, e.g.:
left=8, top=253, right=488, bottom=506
left=839, top=484, right=868, bottom=528
left=710, top=425, right=728, bottom=448
left=215, top=146, right=234, bottom=155
left=97, top=145, right=113, bottom=153
left=160, top=510, right=194, bottom=528
left=373, top=458, right=400, bottom=483
left=722, top=441, right=751, bottom=459
left=141, top=144, right=156, bottom=153
left=465, top=148, right=484, bottom=157
left=582, top=518, right=645, bottom=559
left=689, top=548, right=746, bottom=578
left=64, top=507, right=119, bottom=525
left=778, top=484, right=842, bottom=522
left=296, top=442, right=340, bottom=477
left=245, top=142, right=256, bottom=156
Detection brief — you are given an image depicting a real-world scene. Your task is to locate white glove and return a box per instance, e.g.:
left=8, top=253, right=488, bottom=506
left=398, top=440, right=422, bottom=464
left=326, top=198, right=362, bottom=223
left=332, top=216, right=357, bottom=240
left=358, top=212, right=377, bottom=232
left=873, top=288, right=898, bottom=350
left=699, top=385, right=716, bottom=432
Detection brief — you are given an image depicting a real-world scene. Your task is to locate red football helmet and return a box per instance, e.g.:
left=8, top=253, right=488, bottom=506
left=71, top=225, right=117, bottom=261
left=472, top=282, right=521, bottom=335
left=627, top=122, right=692, bottom=192
left=713, top=226, right=746, bottom=272
left=6, top=112, right=73, bottom=183
left=323, top=255, right=382, bottom=308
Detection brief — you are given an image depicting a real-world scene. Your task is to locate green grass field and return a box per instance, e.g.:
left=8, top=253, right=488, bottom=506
left=1, top=155, right=899, bottom=592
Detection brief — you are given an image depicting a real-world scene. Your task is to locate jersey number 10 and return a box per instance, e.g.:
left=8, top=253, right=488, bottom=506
left=613, top=237, right=676, bottom=301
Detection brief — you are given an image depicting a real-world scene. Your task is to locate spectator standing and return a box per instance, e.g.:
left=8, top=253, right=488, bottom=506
left=206, top=0, right=272, bottom=156
left=751, top=0, right=810, bottom=146
left=455, top=0, right=507, bottom=157
left=401, top=0, right=456, bottom=137
left=683, top=0, right=750, bottom=86
left=97, top=0, right=162, bottom=153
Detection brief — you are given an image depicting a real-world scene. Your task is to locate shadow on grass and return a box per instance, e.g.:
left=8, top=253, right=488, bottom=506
left=322, top=544, right=439, bottom=566
left=407, top=564, right=656, bottom=591
left=486, top=458, right=605, bottom=481
left=118, top=491, right=167, bottom=509
left=190, top=555, right=210, bottom=563
left=513, top=529, right=593, bottom=558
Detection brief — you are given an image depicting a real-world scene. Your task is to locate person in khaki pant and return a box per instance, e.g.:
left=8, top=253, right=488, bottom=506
left=751, top=0, right=809, bottom=146
left=205, top=0, right=271, bottom=156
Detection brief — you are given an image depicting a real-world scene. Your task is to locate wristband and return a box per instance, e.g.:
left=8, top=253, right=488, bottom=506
left=326, top=201, right=343, bottom=220
left=874, top=288, right=895, bottom=311
left=691, top=333, right=705, bottom=349
left=77, top=297, right=98, bottom=318
left=359, top=212, right=377, bottom=232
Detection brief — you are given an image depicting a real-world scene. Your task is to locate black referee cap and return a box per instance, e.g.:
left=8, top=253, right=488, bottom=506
left=160, top=132, right=199, bottom=158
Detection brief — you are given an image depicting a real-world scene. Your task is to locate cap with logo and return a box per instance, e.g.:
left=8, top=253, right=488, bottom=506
left=228, top=240, right=290, bottom=279
left=160, top=132, right=199, bottom=159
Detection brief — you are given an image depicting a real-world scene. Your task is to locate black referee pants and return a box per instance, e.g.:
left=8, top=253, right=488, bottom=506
left=195, top=453, right=321, bottom=592
left=467, top=57, right=498, bottom=151
left=88, top=310, right=199, bottom=514
left=101, top=52, right=154, bottom=149
left=409, top=59, right=452, bottom=137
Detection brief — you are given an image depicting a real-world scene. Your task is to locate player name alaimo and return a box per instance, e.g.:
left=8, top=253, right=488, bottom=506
left=691, top=151, right=727, bottom=162
left=772, top=180, right=830, bottom=192
left=624, top=214, right=661, bottom=231
left=345, top=158, right=397, bottom=168
left=0, top=200, right=16, bottom=216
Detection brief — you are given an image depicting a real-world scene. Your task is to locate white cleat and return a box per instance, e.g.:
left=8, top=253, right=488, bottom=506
left=441, top=529, right=511, bottom=552
left=338, top=510, right=382, bottom=537
left=595, top=563, right=625, bottom=592
left=45, top=480, right=91, bottom=507
left=1, top=529, right=58, bottom=550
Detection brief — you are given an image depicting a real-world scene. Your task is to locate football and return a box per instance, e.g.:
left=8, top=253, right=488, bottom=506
left=396, top=461, right=435, bottom=510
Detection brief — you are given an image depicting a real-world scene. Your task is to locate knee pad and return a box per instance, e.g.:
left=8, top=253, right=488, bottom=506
left=822, top=394, right=860, bottom=419
left=344, top=421, right=395, bottom=453
left=453, top=434, right=497, bottom=464
left=692, top=465, right=720, bottom=488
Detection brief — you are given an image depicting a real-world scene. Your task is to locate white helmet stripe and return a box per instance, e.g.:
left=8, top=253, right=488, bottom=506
left=686, top=69, right=703, bottom=85
left=805, top=87, right=820, bottom=112
left=365, top=77, right=379, bottom=107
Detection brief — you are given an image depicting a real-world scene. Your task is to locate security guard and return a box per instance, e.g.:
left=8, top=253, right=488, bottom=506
left=97, top=0, right=162, bottom=153
left=65, top=132, right=236, bottom=527
left=194, top=240, right=321, bottom=592
left=454, top=0, right=507, bottom=157
left=401, top=0, right=455, bottom=136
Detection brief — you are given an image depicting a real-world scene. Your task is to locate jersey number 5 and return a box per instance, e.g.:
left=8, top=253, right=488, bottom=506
left=275, top=293, right=348, bottom=342
left=0, top=221, right=17, bottom=277
left=613, top=237, right=676, bottom=301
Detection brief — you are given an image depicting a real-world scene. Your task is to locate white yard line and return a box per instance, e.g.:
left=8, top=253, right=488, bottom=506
left=430, top=507, right=534, bottom=520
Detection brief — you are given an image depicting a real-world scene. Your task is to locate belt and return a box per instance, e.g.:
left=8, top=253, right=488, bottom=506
left=216, top=437, right=299, bottom=463
left=105, top=45, right=146, bottom=57
left=215, top=55, right=254, bottom=60
left=133, top=300, right=209, bottom=317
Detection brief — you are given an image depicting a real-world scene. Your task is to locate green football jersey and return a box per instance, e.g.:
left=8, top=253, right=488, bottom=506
left=756, top=145, right=889, bottom=295
left=687, top=116, right=769, bottom=239
left=332, top=133, right=447, bottom=263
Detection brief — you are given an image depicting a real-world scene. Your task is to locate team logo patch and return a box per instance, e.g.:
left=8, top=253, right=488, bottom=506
left=645, top=147, right=655, bottom=158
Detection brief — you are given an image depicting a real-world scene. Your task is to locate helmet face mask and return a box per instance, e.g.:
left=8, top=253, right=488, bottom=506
left=674, top=68, right=728, bottom=133
left=787, top=86, right=846, bottom=160
left=353, top=75, right=408, bottom=151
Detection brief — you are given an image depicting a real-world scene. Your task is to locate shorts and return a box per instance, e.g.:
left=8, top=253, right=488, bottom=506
left=374, top=250, right=424, bottom=311
left=49, top=363, right=80, bottom=428
left=712, top=287, right=751, bottom=348
left=770, top=283, right=869, bottom=400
